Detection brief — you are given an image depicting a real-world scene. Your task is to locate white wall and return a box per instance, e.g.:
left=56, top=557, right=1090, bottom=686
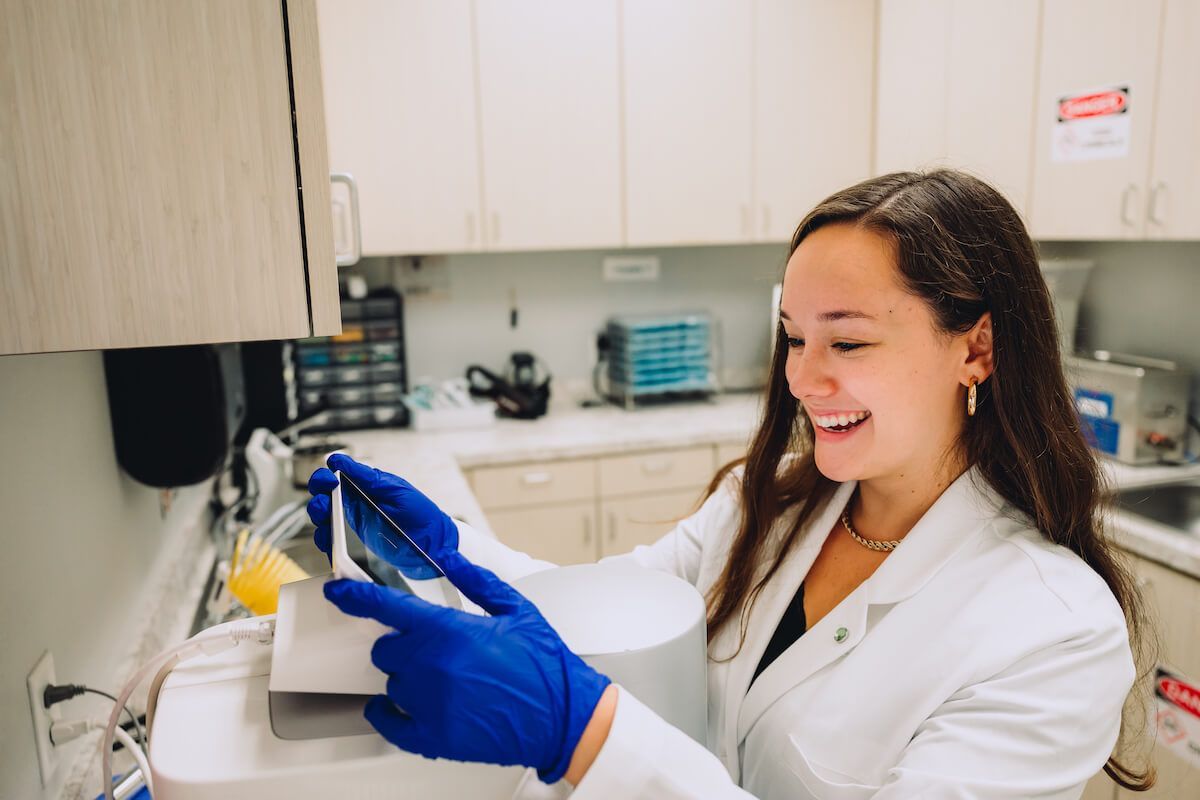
left=0, top=351, right=212, bottom=800
left=354, top=244, right=790, bottom=393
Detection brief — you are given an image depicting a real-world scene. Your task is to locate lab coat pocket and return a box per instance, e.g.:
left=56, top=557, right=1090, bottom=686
left=782, top=733, right=881, bottom=800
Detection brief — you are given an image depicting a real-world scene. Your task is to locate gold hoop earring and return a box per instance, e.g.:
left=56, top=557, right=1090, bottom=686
left=967, top=378, right=978, bottom=417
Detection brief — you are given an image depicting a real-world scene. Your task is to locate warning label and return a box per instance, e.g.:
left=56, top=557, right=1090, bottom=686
left=1051, top=85, right=1131, bottom=162
left=1154, top=666, right=1200, bottom=768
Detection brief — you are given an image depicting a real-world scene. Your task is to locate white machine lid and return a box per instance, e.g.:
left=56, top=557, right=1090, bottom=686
left=513, top=563, right=705, bottom=656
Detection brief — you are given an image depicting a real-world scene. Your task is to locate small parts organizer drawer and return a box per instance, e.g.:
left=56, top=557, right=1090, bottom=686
left=470, top=458, right=595, bottom=510
left=598, top=445, right=713, bottom=497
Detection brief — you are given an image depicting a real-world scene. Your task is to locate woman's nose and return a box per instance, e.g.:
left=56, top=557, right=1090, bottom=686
left=786, top=348, right=835, bottom=399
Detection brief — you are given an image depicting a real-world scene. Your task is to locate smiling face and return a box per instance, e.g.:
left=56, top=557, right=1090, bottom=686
left=780, top=222, right=984, bottom=488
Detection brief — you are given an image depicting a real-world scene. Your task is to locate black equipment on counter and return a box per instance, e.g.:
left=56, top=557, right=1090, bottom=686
left=104, top=344, right=246, bottom=487
left=466, top=352, right=551, bottom=420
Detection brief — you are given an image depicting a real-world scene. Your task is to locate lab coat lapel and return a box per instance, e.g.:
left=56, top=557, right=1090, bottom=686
left=734, top=466, right=1005, bottom=747
left=719, top=479, right=857, bottom=783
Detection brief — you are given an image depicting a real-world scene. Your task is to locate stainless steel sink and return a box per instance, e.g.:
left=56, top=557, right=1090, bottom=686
left=1115, top=481, right=1200, bottom=536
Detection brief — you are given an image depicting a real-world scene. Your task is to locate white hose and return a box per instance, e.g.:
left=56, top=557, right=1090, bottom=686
left=112, top=726, right=153, bottom=796
left=101, top=619, right=275, bottom=800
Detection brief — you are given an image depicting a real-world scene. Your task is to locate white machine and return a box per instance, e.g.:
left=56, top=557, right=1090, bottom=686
left=149, top=559, right=707, bottom=799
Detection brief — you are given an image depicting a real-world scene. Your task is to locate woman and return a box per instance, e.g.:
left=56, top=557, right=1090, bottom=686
left=308, top=170, right=1153, bottom=798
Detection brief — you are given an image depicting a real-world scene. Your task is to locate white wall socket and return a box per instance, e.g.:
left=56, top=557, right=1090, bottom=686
left=602, top=256, right=660, bottom=282
left=27, top=650, right=60, bottom=786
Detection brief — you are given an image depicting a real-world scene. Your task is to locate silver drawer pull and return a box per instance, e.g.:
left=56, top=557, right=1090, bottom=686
left=641, top=459, right=671, bottom=475
left=520, top=471, right=552, bottom=486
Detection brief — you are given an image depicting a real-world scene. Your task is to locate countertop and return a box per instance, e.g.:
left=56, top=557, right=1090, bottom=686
left=325, top=392, right=1200, bottom=579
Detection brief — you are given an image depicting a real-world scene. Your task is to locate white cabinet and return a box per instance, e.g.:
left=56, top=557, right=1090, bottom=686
left=1029, top=0, right=1163, bottom=239
left=1145, top=0, right=1200, bottom=240
left=485, top=501, right=598, bottom=565
left=600, top=489, right=703, bottom=557
left=622, top=1, right=753, bottom=246
left=1, top=0, right=339, bottom=355
left=875, top=0, right=1041, bottom=219
left=474, top=1, right=622, bottom=251
left=317, top=0, right=484, bottom=255
left=754, top=0, right=874, bottom=242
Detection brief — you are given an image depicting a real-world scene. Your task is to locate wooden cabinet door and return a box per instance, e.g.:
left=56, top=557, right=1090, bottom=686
left=1029, top=0, right=1163, bottom=240
left=1145, top=0, right=1200, bottom=240
left=622, top=0, right=753, bottom=246
left=754, top=0, right=873, bottom=242
left=474, top=0, right=622, bottom=251
left=600, top=489, right=705, bottom=557
left=485, top=501, right=598, bottom=565
left=1, top=0, right=317, bottom=354
left=1116, top=556, right=1200, bottom=799
left=316, top=0, right=483, bottom=255
left=876, top=0, right=1040, bottom=219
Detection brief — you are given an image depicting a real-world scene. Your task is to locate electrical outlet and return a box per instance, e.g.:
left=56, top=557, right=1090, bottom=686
left=27, top=650, right=60, bottom=786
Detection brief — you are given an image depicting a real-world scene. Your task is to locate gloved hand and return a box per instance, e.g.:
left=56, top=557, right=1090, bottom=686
left=306, top=454, right=459, bottom=579
left=324, top=550, right=612, bottom=784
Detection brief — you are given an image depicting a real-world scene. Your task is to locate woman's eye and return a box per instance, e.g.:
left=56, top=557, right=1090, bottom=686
left=832, top=342, right=865, bottom=352
left=786, top=337, right=804, bottom=348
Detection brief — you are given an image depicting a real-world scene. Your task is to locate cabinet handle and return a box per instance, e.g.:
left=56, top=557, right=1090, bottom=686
left=1120, top=183, right=1139, bottom=227
left=761, top=206, right=771, bottom=238
left=607, top=511, right=617, bottom=543
left=1148, top=182, right=1167, bottom=225
left=465, top=211, right=477, bottom=245
left=520, top=471, right=551, bottom=486
left=582, top=514, right=592, bottom=546
left=330, top=173, right=362, bottom=267
left=641, top=458, right=671, bottom=475
left=491, top=212, right=501, bottom=245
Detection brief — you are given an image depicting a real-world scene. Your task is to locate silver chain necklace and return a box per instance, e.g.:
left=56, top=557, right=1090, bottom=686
left=840, top=504, right=903, bottom=552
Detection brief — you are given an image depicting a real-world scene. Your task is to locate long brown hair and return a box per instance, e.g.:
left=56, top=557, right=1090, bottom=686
left=705, top=170, right=1154, bottom=790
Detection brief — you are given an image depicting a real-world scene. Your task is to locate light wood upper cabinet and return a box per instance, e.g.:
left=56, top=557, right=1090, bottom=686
left=754, top=0, right=874, bottom=242
left=622, top=1, right=753, bottom=246
left=1145, top=0, right=1200, bottom=240
left=317, top=0, right=484, bottom=255
left=474, top=1, right=622, bottom=251
left=1029, top=0, right=1163, bottom=240
left=876, top=0, right=1041, bottom=219
left=0, top=0, right=339, bottom=355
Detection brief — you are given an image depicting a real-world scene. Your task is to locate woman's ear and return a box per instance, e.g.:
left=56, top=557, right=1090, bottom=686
left=963, top=312, right=995, bottom=382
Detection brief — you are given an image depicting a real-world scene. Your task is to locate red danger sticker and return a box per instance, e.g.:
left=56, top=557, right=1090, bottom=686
left=1058, top=88, right=1129, bottom=121
left=1157, top=675, right=1200, bottom=720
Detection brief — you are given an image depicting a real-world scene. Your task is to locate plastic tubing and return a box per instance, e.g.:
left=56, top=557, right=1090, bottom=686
left=112, top=726, right=153, bottom=796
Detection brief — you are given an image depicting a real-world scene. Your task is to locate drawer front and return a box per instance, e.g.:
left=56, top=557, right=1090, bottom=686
left=598, top=445, right=714, bottom=497
left=600, top=488, right=705, bottom=557
left=486, top=502, right=598, bottom=565
left=470, top=458, right=596, bottom=510
left=714, top=441, right=748, bottom=470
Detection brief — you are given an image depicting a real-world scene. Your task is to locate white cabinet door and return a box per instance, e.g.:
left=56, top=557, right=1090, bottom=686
left=317, top=0, right=483, bottom=255
left=876, top=0, right=1040, bottom=219
left=485, top=501, right=598, bottom=565
left=475, top=1, right=622, bottom=251
left=1029, top=0, right=1163, bottom=240
left=1145, top=0, right=1200, bottom=240
left=754, top=0, right=874, bottom=242
left=600, top=489, right=705, bottom=557
left=623, top=1, right=753, bottom=246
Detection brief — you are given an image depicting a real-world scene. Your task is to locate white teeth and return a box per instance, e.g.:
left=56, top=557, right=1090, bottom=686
left=814, top=411, right=870, bottom=429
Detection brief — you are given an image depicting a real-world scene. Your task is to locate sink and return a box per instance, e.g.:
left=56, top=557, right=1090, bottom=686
left=1114, top=481, right=1200, bottom=536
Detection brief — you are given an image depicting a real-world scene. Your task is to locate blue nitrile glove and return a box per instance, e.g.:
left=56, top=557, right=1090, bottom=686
left=306, top=453, right=459, bottom=579
left=323, top=551, right=612, bottom=784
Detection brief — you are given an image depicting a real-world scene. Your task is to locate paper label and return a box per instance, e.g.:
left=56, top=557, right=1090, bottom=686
left=1051, top=85, right=1131, bottom=162
left=1155, top=667, right=1200, bottom=768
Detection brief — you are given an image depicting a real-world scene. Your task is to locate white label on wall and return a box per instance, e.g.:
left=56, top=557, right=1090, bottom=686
left=1154, top=666, right=1200, bottom=768
left=1051, top=85, right=1131, bottom=162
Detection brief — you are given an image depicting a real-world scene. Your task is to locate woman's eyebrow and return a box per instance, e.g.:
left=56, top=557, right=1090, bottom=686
left=779, top=309, right=877, bottom=322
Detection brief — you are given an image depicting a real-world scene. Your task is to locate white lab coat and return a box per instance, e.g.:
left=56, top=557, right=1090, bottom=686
left=458, top=465, right=1135, bottom=799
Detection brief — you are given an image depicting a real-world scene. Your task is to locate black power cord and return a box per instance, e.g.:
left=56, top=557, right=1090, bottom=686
left=43, top=684, right=145, bottom=747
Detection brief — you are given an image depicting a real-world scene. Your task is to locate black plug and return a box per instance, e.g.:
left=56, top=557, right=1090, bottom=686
left=43, top=683, right=86, bottom=708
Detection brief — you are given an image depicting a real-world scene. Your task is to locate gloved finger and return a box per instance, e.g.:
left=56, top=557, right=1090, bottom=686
left=327, top=452, right=385, bottom=489
left=313, top=523, right=331, bottom=557
left=364, top=695, right=430, bottom=757
left=306, top=493, right=331, bottom=527
left=307, top=467, right=338, bottom=495
left=324, top=579, right=445, bottom=632
left=439, top=551, right=527, bottom=617
left=371, top=632, right=417, bottom=675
